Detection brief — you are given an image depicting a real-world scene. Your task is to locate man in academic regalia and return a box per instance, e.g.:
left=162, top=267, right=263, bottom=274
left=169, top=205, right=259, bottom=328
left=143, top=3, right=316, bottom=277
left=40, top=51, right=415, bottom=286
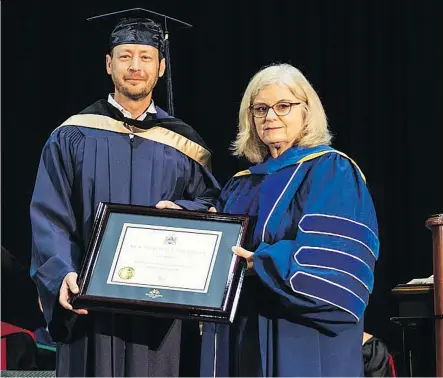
left=30, top=10, right=220, bottom=377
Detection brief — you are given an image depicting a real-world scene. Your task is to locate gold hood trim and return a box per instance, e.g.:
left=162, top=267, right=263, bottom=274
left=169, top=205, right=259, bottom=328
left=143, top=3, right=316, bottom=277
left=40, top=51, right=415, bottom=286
left=58, top=114, right=211, bottom=168
left=233, top=150, right=366, bottom=183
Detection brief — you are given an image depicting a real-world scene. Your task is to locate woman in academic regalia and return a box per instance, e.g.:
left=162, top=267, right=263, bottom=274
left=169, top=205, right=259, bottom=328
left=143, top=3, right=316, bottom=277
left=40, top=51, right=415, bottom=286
left=200, top=63, right=380, bottom=377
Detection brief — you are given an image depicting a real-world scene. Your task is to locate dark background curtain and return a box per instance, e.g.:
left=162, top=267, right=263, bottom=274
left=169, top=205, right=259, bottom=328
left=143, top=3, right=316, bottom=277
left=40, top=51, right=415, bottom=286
left=2, top=0, right=442, bottom=369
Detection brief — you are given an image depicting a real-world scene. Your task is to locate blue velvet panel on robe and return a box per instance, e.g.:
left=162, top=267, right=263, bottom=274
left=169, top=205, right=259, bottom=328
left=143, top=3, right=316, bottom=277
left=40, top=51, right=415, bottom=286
left=30, top=104, right=220, bottom=376
left=201, top=145, right=379, bottom=377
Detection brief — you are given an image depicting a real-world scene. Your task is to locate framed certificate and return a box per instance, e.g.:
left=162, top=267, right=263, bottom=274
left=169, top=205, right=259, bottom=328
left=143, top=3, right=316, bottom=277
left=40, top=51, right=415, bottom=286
left=72, top=202, right=249, bottom=323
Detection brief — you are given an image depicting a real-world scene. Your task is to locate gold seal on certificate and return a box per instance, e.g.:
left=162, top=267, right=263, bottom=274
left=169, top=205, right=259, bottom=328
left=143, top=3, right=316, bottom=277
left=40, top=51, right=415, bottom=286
left=118, top=266, right=135, bottom=280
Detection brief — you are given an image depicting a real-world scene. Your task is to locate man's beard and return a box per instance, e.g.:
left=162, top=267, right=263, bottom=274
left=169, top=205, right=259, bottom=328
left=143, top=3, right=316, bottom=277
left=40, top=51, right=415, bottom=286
left=114, top=76, right=159, bottom=101
left=119, top=85, right=150, bottom=101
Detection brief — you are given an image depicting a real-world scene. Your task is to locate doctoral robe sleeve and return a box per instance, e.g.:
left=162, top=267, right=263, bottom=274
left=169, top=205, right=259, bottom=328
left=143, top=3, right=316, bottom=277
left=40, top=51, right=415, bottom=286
left=30, top=127, right=84, bottom=326
left=174, top=159, right=221, bottom=211
left=253, top=154, right=379, bottom=334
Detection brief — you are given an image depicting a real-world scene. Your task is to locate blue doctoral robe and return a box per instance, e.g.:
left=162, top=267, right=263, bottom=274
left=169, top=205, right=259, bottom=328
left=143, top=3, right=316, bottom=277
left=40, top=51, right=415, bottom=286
left=200, top=145, right=379, bottom=377
left=30, top=100, right=220, bottom=376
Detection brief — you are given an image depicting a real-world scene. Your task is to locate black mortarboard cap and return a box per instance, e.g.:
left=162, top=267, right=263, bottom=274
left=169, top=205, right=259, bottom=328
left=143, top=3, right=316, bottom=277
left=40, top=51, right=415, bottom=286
left=109, top=17, right=166, bottom=56
left=87, top=8, right=192, bottom=116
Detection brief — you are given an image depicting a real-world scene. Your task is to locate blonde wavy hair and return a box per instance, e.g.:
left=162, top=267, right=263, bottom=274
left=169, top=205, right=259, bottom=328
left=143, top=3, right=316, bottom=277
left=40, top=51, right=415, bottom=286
left=231, top=63, right=332, bottom=163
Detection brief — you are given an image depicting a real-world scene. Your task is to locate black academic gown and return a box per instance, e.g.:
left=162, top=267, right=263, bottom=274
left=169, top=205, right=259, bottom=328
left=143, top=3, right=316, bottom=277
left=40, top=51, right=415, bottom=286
left=363, top=337, right=395, bottom=377
left=30, top=100, right=220, bottom=376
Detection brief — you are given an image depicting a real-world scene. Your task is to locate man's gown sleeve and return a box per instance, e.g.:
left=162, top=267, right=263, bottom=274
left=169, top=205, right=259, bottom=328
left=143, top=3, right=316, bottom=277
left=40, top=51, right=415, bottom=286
left=174, top=160, right=221, bottom=211
left=253, top=154, right=379, bottom=334
left=30, top=129, right=83, bottom=326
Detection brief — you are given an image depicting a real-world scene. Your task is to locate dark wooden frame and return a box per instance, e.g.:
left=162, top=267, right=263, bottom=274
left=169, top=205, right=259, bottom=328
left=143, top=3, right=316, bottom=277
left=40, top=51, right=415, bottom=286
left=72, top=202, right=249, bottom=323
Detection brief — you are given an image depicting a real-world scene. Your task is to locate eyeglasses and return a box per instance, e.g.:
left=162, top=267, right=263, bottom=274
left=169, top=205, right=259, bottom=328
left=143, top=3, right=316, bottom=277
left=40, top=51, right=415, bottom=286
left=250, top=101, right=301, bottom=118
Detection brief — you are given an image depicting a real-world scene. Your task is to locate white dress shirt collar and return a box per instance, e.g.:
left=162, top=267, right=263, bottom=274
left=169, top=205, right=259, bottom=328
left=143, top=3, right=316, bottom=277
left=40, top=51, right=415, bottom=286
left=107, top=94, right=157, bottom=120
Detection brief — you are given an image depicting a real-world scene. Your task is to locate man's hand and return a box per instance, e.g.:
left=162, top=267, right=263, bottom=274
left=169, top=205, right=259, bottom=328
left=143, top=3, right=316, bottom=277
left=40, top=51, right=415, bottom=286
left=208, top=207, right=217, bottom=213
left=155, top=201, right=183, bottom=210
left=232, top=246, right=254, bottom=270
left=38, top=296, right=43, bottom=313
left=59, top=272, right=88, bottom=315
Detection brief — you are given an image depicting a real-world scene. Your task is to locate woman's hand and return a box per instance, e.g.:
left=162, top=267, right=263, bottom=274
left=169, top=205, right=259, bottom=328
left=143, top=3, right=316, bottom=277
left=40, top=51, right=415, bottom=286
left=232, top=246, right=254, bottom=270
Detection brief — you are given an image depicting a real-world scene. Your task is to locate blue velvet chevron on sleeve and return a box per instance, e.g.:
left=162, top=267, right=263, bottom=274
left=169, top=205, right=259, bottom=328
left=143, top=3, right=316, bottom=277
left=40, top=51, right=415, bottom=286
left=253, top=153, right=379, bottom=329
